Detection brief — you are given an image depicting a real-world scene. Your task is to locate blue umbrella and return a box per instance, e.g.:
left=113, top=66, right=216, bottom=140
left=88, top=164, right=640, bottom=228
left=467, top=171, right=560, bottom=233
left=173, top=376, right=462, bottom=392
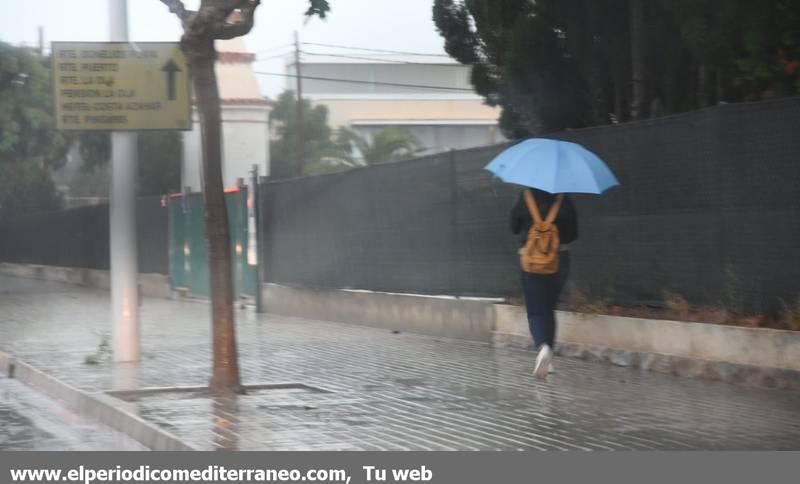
left=485, top=138, right=620, bottom=194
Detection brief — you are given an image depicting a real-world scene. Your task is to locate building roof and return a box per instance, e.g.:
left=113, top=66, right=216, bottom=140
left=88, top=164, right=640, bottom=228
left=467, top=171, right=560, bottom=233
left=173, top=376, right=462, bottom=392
left=210, top=39, right=269, bottom=106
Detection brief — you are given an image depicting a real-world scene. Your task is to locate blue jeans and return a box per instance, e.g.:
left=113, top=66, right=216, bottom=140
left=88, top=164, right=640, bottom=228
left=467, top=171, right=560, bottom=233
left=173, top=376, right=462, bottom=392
left=521, top=252, right=570, bottom=349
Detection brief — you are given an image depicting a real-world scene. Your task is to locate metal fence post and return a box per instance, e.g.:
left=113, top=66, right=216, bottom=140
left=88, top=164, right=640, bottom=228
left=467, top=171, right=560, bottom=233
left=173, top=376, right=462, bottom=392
left=449, top=149, right=460, bottom=296
left=250, top=165, right=265, bottom=313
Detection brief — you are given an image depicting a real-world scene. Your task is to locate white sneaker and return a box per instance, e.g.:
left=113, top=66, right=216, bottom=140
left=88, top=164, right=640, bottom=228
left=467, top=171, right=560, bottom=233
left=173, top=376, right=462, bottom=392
left=534, top=344, right=553, bottom=379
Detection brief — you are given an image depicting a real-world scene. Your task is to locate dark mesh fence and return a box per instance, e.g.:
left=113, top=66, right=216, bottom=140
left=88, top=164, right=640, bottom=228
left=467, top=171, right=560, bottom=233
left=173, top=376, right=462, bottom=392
left=0, top=196, right=168, bottom=274
left=260, top=98, right=800, bottom=314
left=553, top=98, right=800, bottom=313
left=262, top=153, right=460, bottom=294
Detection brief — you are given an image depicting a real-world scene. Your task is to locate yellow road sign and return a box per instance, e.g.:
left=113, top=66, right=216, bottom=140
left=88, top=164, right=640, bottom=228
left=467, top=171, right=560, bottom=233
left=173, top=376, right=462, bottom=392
left=52, top=42, right=192, bottom=131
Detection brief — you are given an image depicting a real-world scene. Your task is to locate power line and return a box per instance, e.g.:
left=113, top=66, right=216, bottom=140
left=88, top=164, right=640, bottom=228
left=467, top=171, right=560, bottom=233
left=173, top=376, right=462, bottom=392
left=256, top=50, right=458, bottom=66
left=255, top=52, right=293, bottom=61
left=254, top=71, right=475, bottom=92
left=253, top=44, right=292, bottom=57
left=301, top=51, right=459, bottom=66
left=301, top=41, right=451, bottom=58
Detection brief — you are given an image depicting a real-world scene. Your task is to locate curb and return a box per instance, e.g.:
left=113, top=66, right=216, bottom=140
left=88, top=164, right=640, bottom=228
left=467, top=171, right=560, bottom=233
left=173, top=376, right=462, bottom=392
left=493, top=332, right=800, bottom=392
left=0, top=351, right=196, bottom=451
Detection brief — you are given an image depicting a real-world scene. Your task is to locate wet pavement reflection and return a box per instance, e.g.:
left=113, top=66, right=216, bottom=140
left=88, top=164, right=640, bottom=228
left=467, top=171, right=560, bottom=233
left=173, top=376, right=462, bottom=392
left=3, top=276, right=800, bottom=450
left=0, top=376, right=145, bottom=450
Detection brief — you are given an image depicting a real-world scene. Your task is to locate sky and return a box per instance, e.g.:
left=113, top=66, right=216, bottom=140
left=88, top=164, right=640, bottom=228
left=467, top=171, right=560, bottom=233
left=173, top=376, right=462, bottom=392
left=0, top=0, right=450, bottom=97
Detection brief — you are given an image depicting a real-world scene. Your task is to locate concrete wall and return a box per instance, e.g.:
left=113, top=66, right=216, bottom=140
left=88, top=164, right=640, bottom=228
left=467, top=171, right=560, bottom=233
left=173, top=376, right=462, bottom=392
left=494, top=305, right=800, bottom=372
left=263, top=283, right=800, bottom=375
left=0, top=263, right=170, bottom=299
left=263, top=284, right=495, bottom=341
left=182, top=105, right=270, bottom=191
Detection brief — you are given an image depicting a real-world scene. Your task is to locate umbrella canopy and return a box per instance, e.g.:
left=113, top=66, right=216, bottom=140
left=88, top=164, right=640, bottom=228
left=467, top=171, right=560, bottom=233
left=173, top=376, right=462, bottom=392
left=485, top=138, right=620, bottom=194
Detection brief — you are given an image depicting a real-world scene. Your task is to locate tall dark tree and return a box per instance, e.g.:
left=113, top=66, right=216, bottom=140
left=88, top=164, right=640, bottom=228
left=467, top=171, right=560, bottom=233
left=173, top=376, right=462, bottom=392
left=434, top=0, right=602, bottom=135
left=137, top=132, right=182, bottom=196
left=269, top=91, right=338, bottom=177
left=78, top=131, right=182, bottom=196
left=628, top=0, right=646, bottom=119
left=0, top=42, right=69, bottom=224
left=730, top=0, right=800, bottom=99
left=434, top=0, right=800, bottom=135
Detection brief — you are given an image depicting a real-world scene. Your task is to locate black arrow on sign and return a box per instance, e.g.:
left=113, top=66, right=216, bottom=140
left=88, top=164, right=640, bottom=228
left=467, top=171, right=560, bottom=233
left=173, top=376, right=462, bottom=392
left=161, top=59, right=181, bottom=101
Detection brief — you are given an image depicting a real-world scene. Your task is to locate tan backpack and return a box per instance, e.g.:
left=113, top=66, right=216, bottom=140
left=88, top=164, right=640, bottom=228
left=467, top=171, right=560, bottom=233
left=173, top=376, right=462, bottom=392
left=520, top=191, right=564, bottom=275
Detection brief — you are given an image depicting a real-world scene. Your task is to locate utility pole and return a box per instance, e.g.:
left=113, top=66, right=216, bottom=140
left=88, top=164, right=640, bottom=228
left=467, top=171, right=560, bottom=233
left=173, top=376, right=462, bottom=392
left=38, top=26, right=44, bottom=57
left=109, top=0, right=140, bottom=363
left=294, top=31, right=304, bottom=177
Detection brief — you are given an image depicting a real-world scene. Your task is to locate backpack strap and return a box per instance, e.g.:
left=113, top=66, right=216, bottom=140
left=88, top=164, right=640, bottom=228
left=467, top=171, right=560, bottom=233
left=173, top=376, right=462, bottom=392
left=545, top=194, right=565, bottom=224
left=523, top=191, right=543, bottom=225
left=524, top=191, right=564, bottom=225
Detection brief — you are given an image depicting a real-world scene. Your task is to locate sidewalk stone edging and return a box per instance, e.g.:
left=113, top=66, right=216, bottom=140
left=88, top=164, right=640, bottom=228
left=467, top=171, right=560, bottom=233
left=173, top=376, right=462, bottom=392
left=493, top=332, right=800, bottom=391
left=0, top=351, right=195, bottom=451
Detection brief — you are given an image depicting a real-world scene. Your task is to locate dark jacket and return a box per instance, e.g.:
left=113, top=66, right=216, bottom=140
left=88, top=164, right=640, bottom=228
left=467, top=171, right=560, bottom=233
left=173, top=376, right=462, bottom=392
left=510, top=188, right=579, bottom=246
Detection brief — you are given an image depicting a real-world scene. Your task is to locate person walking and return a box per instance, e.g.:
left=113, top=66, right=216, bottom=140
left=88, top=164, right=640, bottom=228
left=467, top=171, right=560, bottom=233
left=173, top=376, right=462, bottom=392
left=510, top=188, right=578, bottom=378
left=485, top=138, right=618, bottom=377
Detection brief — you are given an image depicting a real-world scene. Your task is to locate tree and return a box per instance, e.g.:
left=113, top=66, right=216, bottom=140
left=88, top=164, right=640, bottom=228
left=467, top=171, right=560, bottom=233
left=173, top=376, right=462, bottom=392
left=0, top=42, right=69, bottom=224
left=269, top=91, right=341, bottom=177
left=433, top=0, right=592, bottom=136
left=137, top=132, right=182, bottom=196
left=730, top=0, right=800, bottom=99
left=158, top=0, right=329, bottom=395
left=433, top=0, right=800, bottom=135
left=78, top=131, right=182, bottom=196
left=159, top=0, right=259, bottom=396
left=333, top=127, right=421, bottom=165
left=270, top=90, right=422, bottom=176
left=628, top=0, right=646, bottom=119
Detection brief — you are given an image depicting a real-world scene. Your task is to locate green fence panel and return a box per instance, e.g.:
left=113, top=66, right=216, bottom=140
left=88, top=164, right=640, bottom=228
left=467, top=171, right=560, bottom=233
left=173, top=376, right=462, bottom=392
left=168, top=188, right=257, bottom=300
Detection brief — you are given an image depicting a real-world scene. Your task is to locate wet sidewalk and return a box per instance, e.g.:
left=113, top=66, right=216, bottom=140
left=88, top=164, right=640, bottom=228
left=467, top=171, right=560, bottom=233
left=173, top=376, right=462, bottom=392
left=0, top=376, right=144, bottom=450
left=2, top=275, right=800, bottom=450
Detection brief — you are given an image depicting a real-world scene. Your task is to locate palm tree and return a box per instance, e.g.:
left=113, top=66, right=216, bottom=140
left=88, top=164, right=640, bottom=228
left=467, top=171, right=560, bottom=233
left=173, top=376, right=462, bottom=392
left=333, top=127, right=422, bottom=166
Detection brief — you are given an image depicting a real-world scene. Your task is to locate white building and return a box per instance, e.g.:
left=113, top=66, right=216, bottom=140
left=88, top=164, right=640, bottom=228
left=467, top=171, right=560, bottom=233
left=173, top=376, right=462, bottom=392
left=286, top=54, right=504, bottom=158
left=182, top=39, right=271, bottom=191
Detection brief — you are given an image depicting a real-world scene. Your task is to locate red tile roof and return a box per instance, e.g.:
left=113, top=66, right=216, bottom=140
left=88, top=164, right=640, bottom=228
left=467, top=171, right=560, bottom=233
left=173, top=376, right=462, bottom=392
left=218, top=51, right=256, bottom=64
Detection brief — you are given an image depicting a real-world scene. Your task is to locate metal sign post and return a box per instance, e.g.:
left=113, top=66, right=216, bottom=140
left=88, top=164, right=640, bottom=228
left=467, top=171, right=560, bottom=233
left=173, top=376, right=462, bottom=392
left=109, top=130, right=139, bottom=363
left=108, top=0, right=139, bottom=363
left=51, top=0, right=192, bottom=363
